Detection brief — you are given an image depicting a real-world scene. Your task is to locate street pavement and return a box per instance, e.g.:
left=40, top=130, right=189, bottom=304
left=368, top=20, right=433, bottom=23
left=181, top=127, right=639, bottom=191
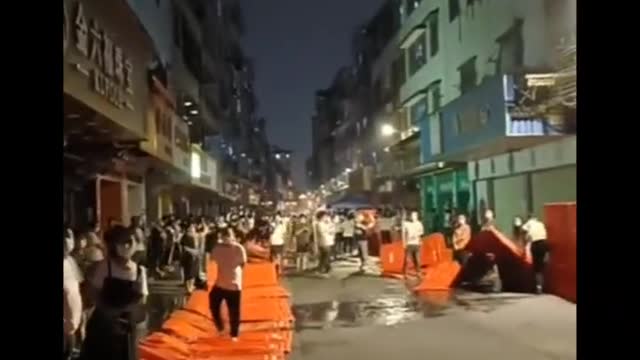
left=145, top=256, right=576, bottom=359
left=283, top=257, right=576, bottom=360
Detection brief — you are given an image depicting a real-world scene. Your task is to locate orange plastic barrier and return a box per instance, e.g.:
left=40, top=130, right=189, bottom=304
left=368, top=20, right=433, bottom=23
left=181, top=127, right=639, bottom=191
left=413, top=261, right=461, bottom=291
left=544, top=203, right=576, bottom=303
left=140, top=259, right=294, bottom=360
left=380, top=233, right=452, bottom=279
left=465, top=230, right=535, bottom=292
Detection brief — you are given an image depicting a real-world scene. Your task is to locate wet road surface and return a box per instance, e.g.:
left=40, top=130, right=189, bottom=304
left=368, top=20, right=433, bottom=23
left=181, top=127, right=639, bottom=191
left=283, top=266, right=576, bottom=360
left=144, top=259, right=576, bottom=359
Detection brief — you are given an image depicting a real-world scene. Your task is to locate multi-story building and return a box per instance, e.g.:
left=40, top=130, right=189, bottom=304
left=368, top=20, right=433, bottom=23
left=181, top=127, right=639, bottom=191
left=372, top=0, right=576, bottom=231
left=63, top=0, right=155, bottom=228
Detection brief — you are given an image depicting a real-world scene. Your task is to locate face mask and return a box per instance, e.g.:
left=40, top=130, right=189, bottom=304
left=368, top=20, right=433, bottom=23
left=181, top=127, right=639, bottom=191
left=116, top=244, right=135, bottom=259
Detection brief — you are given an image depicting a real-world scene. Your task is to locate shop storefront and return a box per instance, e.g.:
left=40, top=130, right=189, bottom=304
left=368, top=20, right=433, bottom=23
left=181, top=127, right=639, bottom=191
left=419, top=166, right=470, bottom=232
left=63, top=0, right=153, bottom=228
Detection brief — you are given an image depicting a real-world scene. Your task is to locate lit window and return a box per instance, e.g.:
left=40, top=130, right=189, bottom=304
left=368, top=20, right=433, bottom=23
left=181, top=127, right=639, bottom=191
left=275, top=154, right=281, bottom=160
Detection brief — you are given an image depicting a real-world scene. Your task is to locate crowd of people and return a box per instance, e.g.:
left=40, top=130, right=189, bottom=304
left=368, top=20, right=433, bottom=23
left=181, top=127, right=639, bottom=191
left=63, top=204, right=549, bottom=360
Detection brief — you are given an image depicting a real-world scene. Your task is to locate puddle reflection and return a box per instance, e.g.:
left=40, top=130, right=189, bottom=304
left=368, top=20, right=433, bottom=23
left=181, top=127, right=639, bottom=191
left=292, top=291, right=533, bottom=331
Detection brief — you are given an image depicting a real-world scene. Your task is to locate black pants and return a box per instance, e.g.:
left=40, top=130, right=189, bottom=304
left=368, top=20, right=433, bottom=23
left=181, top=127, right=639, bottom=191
left=318, top=246, right=332, bottom=273
left=342, top=236, right=354, bottom=254
left=531, top=240, right=549, bottom=274
left=403, top=244, right=421, bottom=273
left=209, top=286, right=242, bottom=337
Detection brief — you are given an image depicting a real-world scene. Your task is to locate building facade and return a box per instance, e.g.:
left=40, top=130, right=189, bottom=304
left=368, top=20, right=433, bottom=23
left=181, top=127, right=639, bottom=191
left=377, top=0, right=576, bottom=231
left=309, top=0, right=576, bottom=232
left=63, top=0, right=155, bottom=228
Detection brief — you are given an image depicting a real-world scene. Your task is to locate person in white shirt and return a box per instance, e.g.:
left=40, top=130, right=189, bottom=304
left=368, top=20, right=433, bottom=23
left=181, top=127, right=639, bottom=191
left=402, top=211, right=425, bottom=278
left=315, top=211, right=335, bottom=274
left=342, top=213, right=355, bottom=256
left=522, top=214, right=549, bottom=294
left=64, top=229, right=83, bottom=358
left=80, top=225, right=148, bottom=360
left=209, top=227, right=247, bottom=342
left=270, top=212, right=287, bottom=275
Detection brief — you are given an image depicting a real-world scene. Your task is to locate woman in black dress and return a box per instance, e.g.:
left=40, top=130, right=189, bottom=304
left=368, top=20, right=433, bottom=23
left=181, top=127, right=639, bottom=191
left=80, top=225, right=147, bottom=360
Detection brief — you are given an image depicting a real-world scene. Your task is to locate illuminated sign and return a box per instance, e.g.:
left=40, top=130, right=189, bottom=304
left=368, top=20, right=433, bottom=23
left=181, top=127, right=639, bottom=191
left=190, top=152, right=201, bottom=179
left=69, top=2, right=134, bottom=110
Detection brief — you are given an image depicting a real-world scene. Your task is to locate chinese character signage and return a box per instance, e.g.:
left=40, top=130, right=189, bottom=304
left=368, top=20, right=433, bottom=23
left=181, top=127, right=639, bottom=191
left=63, top=0, right=151, bottom=138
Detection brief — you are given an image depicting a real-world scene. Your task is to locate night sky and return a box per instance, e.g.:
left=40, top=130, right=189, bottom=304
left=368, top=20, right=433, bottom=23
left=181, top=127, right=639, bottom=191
left=241, top=0, right=386, bottom=189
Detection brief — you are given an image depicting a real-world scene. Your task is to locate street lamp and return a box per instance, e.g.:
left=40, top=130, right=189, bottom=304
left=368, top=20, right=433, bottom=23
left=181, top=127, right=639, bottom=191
left=381, top=123, right=397, bottom=137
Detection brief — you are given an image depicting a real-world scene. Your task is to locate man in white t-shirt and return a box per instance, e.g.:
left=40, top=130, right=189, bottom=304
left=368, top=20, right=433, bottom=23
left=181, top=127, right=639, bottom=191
left=315, top=211, right=335, bottom=274
left=209, top=227, right=247, bottom=341
left=402, top=211, right=424, bottom=278
left=270, top=213, right=287, bottom=275
left=522, top=214, right=549, bottom=294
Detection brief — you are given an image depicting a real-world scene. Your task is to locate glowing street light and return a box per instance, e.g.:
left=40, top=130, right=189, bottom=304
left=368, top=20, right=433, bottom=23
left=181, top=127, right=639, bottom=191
left=381, top=123, right=397, bottom=137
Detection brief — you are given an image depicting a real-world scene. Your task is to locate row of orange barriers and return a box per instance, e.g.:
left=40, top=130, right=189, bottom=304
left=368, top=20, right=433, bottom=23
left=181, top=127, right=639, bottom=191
left=139, top=260, right=294, bottom=360
left=380, top=234, right=461, bottom=291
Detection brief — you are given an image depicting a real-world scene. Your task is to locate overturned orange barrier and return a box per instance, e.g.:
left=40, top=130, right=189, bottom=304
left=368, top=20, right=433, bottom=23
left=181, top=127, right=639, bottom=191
left=465, top=230, right=535, bottom=293
left=413, top=261, right=461, bottom=291
left=140, top=260, right=294, bottom=360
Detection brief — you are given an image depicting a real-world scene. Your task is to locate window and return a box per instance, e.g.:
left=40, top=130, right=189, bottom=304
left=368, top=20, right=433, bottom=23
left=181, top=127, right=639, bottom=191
left=449, top=0, right=461, bottom=22
left=430, top=81, right=442, bottom=113
left=408, top=33, right=427, bottom=76
left=410, top=98, right=428, bottom=126
left=392, top=55, right=406, bottom=91
left=459, top=57, right=477, bottom=93
left=429, top=112, right=442, bottom=155
left=428, top=10, right=439, bottom=57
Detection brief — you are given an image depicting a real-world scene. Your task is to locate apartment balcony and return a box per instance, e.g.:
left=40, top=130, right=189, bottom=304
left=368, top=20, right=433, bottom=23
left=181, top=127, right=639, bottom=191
left=419, top=74, right=572, bottom=166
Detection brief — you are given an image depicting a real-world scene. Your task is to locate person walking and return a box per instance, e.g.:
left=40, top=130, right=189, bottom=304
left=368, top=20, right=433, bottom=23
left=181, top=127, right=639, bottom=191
left=79, top=225, right=148, bottom=360
left=522, top=214, right=549, bottom=294
left=315, top=211, right=335, bottom=275
left=209, top=227, right=247, bottom=342
left=130, top=216, right=147, bottom=266
left=270, top=213, right=287, bottom=276
left=292, top=214, right=313, bottom=272
left=354, top=212, right=374, bottom=272
left=402, top=211, right=424, bottom=278
left=181, top=223, right=200, bottom=294
left=342, top=213, right=355, bottom=257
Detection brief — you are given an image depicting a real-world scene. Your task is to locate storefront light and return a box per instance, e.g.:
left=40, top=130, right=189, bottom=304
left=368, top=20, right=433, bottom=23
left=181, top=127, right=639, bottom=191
left=191, top=152, right=202, bottom=179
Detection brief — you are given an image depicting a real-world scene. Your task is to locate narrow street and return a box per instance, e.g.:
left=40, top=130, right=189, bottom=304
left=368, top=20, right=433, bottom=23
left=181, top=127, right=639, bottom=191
left=143, top=258, right=576, bottom=360
left=285, top=264, right=576, bottom=360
